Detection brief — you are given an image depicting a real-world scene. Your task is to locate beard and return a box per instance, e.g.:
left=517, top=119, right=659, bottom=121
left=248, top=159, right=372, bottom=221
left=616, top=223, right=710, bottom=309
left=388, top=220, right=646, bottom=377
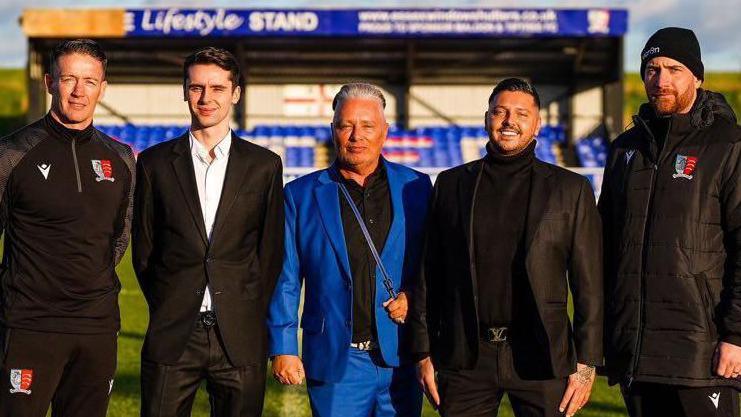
left=648, top=86, right=696, bottom=115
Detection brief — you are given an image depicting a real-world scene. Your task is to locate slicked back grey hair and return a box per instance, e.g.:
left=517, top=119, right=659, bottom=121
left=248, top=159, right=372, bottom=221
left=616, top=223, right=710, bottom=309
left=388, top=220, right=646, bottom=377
left=332, top=83, right=387, bottom=112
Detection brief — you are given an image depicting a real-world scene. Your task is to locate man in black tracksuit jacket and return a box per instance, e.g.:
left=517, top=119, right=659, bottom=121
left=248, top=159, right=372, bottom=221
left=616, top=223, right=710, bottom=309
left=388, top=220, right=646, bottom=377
left=600, top=27, right=741, bottom=417
left=0, top=40, right=134, bottom=417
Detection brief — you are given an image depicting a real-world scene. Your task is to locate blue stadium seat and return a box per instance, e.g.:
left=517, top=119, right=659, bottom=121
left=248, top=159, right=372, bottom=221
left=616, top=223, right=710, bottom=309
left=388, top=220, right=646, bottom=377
left=575, top=136, right=608, bottom=167
left=96, top=123, right=572, bottom=169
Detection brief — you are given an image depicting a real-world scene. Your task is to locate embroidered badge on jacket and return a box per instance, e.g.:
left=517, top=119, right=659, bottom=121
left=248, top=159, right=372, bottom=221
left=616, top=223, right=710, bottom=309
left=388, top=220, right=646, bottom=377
left=91, top=160, right=115, bottom=182
left=9, top=369, right=33, bottom=394
left=672, top=154, right=698, bottom=180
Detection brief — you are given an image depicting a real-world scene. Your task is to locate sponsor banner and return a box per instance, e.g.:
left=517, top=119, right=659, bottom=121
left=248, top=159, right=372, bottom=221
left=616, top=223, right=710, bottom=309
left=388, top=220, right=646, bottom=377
left=123, top=8, right=627, bottom=38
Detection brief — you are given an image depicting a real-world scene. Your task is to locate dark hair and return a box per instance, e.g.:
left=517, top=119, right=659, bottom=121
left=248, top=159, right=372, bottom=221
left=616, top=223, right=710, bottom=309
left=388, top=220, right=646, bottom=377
left=183, top=47, right=242, bottom=89
left=487, top=77, right=540, bottom=109
left=49, top=39, right=107, bottom=79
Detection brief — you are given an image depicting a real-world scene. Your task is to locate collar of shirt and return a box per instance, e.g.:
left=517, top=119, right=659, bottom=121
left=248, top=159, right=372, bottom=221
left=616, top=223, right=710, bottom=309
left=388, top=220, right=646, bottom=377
left=189, top=129, right=232, bottom=164
left=336, top=161, right=388, bottom=193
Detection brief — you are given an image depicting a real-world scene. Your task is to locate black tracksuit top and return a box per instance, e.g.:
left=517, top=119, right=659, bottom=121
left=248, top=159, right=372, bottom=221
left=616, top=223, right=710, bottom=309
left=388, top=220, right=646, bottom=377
left=0, top=114, right=135, bottom=334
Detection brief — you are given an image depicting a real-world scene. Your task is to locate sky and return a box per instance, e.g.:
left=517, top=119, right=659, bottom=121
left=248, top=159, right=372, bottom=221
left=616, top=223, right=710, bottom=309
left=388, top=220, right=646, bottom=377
left=1, top=0, right=739, bottom=71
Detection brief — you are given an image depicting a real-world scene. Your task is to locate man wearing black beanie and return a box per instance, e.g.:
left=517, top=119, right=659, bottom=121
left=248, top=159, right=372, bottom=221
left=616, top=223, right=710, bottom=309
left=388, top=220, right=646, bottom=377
left=601, top=27, right=741, bottom=417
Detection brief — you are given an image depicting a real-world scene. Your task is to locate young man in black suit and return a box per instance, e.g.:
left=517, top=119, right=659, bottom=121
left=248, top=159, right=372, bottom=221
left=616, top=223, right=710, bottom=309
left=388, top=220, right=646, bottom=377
left=133, top=47, right=284, bottom=417
left=409, top=78, right=603, bottom=417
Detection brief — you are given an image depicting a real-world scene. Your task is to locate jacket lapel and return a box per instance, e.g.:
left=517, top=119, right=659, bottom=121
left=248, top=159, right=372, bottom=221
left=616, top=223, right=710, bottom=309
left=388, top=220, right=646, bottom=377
left=462, top=160, right=484, bottom=270
left=462, top=160, right=485, bottom=319
left=210, top=133, right=252, bottom=243
left=170, top=134, right=208, bottom=246
left=379, top=161, right=404, bottom=266
left=314, top=170, right=352, bottom=281
left=524, top=161, right=553, bottom=250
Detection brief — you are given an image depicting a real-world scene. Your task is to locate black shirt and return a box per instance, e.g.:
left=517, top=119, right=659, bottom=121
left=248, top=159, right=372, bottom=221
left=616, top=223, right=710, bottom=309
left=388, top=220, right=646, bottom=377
left=338, top=164, right=392, bottom=343
left=473, top=141, right=535, bottom=329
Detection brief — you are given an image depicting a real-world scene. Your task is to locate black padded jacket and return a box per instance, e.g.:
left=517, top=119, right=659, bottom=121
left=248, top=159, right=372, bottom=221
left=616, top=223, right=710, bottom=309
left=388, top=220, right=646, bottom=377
left=600, top=89, right=741, bottom=389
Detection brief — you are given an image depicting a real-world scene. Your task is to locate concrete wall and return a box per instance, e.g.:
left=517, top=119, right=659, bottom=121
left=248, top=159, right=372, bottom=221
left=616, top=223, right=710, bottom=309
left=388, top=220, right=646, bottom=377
left=96, top=84, right=190, bottom=125
left=570, top=86, right=604, bottom=140
left=408, top=84, right=569, bottom=129
left=46, top=83, right=192, bottom=125
left=408, top=85, right=490, bottom=126
left=62, top=81, right=596, bottom=143
left=244, top=84, right=398, bottom=128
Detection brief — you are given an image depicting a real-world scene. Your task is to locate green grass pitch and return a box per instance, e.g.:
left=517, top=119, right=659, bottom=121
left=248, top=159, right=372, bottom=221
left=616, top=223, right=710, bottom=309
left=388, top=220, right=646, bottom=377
left=111, top=249, right=628, bottom=417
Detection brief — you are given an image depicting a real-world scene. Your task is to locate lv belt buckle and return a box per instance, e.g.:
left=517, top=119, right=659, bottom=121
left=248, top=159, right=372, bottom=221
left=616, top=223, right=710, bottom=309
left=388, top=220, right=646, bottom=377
left=201, top=311, right=217, bottom=328
left=350, top=340, right=377, bottom=351
left=486, top=327, right=508, bottom=343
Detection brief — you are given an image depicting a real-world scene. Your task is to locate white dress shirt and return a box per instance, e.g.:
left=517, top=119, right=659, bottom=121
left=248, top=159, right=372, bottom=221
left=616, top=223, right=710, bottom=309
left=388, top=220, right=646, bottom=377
left=189, top=130, right=232, bottom=312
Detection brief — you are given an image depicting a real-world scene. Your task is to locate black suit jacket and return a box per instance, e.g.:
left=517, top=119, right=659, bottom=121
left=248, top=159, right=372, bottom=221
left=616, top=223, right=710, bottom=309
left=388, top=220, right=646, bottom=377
left=408, top=158, right=603, bottom=379
left=132, top=133, right=284, bottom=367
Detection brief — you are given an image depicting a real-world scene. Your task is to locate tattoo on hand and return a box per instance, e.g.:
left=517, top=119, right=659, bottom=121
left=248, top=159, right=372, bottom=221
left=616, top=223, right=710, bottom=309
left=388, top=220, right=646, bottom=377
left=576, top=366, right=595, bottom=385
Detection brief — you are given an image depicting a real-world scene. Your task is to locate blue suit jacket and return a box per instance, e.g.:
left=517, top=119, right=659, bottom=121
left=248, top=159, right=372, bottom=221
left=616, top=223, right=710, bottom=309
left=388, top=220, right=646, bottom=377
left=267, top=160, right=432, bottom=382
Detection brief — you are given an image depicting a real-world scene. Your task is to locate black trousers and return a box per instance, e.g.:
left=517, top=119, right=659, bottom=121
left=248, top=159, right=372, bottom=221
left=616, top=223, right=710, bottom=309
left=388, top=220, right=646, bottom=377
left=0, top=327, right=117, bottom=417
left=141, top=317, right=265, bottom=417
left=438, top=340, right=567, bottom=417
left=622, top=382, right=740, bottom=417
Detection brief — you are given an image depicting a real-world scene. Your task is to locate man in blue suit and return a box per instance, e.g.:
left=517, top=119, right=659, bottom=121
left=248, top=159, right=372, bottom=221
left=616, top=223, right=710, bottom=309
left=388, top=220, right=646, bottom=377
left=268, top=83, right=431, bottom=417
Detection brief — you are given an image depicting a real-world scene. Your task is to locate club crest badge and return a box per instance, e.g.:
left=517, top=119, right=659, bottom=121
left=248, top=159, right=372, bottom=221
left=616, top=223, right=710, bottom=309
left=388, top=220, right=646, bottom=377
left=672, top=154, right=697, bottom=180
left=9, top=369, right=33, bottom=394
left=91, top=160, right=115, bottom=182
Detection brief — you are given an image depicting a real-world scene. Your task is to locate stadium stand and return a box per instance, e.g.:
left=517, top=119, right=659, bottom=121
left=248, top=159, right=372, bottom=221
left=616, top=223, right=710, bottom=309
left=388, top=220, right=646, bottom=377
left=96, top=124, right=575, bottom=168
left=575, top=135, right=609, bottom=167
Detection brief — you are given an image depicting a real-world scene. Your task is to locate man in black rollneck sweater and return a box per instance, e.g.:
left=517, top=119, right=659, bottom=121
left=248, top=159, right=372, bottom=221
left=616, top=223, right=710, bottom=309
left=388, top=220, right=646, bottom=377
left=408, top=78, right=603, bottom=417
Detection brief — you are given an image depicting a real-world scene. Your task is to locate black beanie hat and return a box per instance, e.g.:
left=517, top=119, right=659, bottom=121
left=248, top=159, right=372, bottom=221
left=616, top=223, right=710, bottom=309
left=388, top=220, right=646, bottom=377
left=640, top=27, right=704, bottom=80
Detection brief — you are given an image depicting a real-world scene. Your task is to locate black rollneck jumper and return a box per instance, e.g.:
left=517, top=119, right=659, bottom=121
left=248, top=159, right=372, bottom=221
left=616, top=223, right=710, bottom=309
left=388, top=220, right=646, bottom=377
left=473, top=140, right=535, bottom=329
